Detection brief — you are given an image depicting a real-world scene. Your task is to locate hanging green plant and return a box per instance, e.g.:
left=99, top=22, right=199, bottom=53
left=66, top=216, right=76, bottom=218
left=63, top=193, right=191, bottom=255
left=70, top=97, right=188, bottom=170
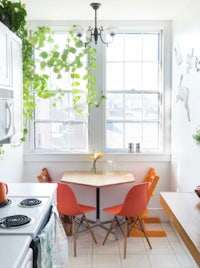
left=21, top=25, right=105, bottom=141
left=0, top=0, right=27, bottom=35
left=0, top=0, right=105, bottom=147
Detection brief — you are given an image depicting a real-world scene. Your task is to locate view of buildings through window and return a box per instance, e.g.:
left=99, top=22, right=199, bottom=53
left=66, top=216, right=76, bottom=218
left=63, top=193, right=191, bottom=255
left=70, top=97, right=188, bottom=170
left=33, top=30, right=163, bottom=152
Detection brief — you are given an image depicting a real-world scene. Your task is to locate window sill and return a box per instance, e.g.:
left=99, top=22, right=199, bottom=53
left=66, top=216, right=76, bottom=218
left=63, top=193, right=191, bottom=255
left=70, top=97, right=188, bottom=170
left=24, top=152, right=171, bottom=163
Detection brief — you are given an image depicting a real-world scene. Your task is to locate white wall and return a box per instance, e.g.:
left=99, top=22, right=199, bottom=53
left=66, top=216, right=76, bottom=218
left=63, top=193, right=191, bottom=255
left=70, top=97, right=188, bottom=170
left=0, top=144, right=23, bottom=182
left=171, top=6, right=200, bottom=191
left=24, top=153, right=170, bottom=221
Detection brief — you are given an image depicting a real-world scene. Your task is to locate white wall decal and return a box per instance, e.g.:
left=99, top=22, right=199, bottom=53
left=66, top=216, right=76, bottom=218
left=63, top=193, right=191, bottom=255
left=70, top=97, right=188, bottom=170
left=186, top=48, right=194, bottom=73
left=174, top=43, right=183, bottom=65
left=176, top=74, right=190, bottom=121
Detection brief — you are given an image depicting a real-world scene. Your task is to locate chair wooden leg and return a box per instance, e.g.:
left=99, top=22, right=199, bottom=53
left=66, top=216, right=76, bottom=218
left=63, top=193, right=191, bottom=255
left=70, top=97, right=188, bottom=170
left=102, top=217, right=116, bottom=245
left=72, top=216, right=77, bottom=257
left=138, top=217, right=152, bottom=249
left=82, top=215, right=97, bottom=244
left=59, top=213, right=72, bottom=236
left=124, top=220, right=128, bottom=258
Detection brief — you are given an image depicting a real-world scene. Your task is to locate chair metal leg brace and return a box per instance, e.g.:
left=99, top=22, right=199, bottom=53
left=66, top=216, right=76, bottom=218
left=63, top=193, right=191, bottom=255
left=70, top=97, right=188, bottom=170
left=82, top=215, right=97, bottom=244
left=89, top=219, right=118, bottom=240
left=102, top=216, right=117, bottom=245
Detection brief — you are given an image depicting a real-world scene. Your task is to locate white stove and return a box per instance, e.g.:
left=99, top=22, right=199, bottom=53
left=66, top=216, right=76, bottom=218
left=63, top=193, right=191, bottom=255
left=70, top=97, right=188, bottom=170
left=0, top=196, right=52, bottom=238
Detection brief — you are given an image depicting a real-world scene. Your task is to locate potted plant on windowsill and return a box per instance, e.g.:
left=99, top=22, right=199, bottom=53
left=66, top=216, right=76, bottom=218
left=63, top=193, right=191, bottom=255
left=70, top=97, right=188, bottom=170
left=193, top=128, right=200, bottom=146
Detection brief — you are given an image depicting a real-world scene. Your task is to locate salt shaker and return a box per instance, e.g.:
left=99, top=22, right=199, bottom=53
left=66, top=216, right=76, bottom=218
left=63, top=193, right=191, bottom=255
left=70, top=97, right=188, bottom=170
left=136, top=143, right=140, bottom=153
left=128, top=143, right=134, bottom=153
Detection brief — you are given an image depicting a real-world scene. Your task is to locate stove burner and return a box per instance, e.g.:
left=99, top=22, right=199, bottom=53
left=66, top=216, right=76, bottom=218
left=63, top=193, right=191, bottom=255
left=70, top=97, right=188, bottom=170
left=19, top=198, right=42, bottom=207
left=0, top=215, right=31, bottom=228
left=0, top=199, right=12, bottom=208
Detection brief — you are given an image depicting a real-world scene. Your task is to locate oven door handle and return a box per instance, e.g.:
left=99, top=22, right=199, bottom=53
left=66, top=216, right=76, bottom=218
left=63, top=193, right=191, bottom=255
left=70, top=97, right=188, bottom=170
left=5, top=101, right=12, bottom=134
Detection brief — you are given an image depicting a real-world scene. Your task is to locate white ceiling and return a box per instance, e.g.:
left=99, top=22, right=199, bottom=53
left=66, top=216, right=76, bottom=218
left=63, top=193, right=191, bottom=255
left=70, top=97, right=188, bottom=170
left=20, top=0, right=195, bottom=21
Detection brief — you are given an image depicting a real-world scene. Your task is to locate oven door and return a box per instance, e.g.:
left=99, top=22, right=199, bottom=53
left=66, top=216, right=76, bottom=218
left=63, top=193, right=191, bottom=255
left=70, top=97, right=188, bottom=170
left=30, top=205, right=53, bottom=268
left=21, top=248, right=33, bottom=268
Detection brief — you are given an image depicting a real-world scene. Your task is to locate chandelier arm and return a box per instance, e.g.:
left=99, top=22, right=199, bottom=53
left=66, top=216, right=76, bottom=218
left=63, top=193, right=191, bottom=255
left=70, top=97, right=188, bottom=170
left=99, top=27, right=114, bottom=46
left=83, top=27, right=93, bottom=47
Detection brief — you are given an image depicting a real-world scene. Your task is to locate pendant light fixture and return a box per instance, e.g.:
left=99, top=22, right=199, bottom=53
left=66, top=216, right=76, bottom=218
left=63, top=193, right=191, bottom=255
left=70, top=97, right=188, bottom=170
left=76, top=3, right=115, bottom=47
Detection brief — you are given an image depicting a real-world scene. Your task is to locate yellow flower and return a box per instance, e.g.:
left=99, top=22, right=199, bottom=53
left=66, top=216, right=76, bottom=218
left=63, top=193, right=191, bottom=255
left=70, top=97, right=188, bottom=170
left=90, top=152, right=103, bottom=160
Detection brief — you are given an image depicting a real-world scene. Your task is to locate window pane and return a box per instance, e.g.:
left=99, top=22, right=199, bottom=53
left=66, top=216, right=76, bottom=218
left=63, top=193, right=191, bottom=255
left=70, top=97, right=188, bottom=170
left=35, top=97, right=51, bottom=120
left=51, top=70, right=70, bottom=91
left=142, top=123, right=159, bottom=148
left=125, top=93, right=142, bottom=120
left=52, top=123, right=88, bottom=149
left=106, top=123, right=123, bottom=149
left=143, top=94, right=159, bottom=120
left=35, top=123, right=51, bottom=149
left=125, top=34, right=142, bottom=61
left=106, top=93, right=123, bottom=120
left=106, top=63, right=124, bottom=91
left=51, top=93, right=87, bottom=121
left=125, top=123, right=142, bottom=145
left=143, top=62, right=159, bottom=90
left=51, top=94, right=69, bottom=121
left=34, top=122, right=88, bottom=150
left=143, top=33, right=159, bottom=61
left=125, top=63, right=142, bottom=91
left=107, top=34, right=124, bottom=61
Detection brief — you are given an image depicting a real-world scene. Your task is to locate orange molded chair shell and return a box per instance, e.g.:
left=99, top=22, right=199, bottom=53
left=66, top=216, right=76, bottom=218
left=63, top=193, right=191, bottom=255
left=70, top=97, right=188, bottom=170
left=57, top=182, right=95, bottom=216
left=56, top=182, right=97, bottom=256
left=104, top=182, right=149, bottom=218
left=102, top=182, right=152, bottom=258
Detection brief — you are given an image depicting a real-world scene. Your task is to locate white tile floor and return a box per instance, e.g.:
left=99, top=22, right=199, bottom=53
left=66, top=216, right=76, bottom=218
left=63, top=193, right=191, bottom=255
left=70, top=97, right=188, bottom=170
left=58, top=222, right=198, bottom=268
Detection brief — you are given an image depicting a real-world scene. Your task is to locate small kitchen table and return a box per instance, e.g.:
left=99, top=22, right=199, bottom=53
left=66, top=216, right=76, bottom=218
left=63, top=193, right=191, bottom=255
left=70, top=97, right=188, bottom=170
left=61, top=171, right=135, bottom=232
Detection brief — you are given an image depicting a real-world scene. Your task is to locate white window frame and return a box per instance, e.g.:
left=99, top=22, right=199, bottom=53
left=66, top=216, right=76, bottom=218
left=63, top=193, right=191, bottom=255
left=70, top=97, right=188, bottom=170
left=24, top=20, right=171, bottom=156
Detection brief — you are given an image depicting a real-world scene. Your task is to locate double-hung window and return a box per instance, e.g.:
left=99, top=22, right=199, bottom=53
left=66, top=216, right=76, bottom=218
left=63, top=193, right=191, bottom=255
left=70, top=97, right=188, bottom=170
left=30, top=27, right=166, bottom=153
left=105, top=31, right=163, bottom=152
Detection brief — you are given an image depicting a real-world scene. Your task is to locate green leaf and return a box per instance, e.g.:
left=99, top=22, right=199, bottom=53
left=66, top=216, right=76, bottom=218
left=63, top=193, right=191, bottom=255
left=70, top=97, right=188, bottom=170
left=40, top=51, right=48, bottom=58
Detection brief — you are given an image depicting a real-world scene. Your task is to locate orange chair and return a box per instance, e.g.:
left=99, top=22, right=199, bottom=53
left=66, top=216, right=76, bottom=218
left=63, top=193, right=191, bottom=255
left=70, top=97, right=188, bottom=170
left=130, top=168, right=166, bottom=237
left=102, top=182, right=152, bottom=258
left=37, top=168, right=53, bottom=183
left=56, top=182, right=97, bottom=257
left=144, top=167, right=158, bottom=202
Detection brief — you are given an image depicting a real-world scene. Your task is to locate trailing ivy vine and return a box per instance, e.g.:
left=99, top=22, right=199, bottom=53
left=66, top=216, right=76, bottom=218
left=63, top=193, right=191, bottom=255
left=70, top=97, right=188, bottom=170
left=22, top=26, right=103, bottom=142
left=0, top=0, right=105, bottom=147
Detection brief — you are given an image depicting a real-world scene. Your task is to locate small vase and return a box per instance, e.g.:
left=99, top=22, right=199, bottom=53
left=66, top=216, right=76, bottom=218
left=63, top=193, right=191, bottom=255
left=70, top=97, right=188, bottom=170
left=91, top=160, right=97, bottom=174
